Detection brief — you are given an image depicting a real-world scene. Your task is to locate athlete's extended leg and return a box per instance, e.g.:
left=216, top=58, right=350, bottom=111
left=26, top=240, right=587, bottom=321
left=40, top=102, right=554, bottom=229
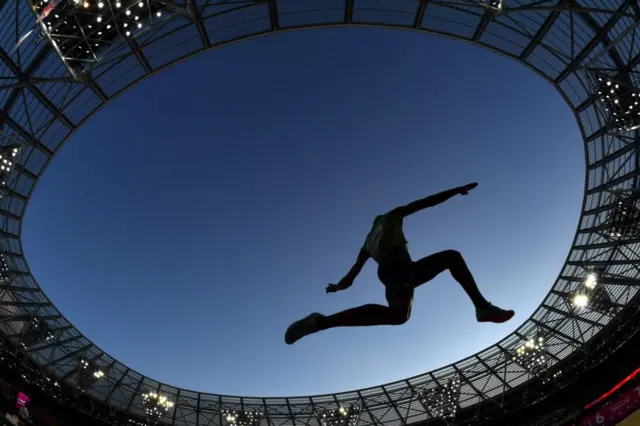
left=412, top=250, right=514, bottom=323
left=285, top=296, right=412, bottom=345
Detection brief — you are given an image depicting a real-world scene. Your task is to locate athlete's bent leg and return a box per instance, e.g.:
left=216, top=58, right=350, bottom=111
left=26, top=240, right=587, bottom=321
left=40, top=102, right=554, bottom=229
left=412, top=250, right=489, bottom=308
left=412, top=250, right=514, bottom=323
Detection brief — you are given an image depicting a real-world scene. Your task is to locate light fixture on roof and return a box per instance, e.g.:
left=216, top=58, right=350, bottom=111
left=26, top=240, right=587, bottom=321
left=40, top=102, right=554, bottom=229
left=142, top=392, right=174, bottom=425
left=416, top=376, right=461, bottom=421
left=593, top=71, right=640, bottom=134
left=0, top=144, right=20, bottom=200
left=222, top=409, right=263, bottom=426
left=572, top=293, right=589, bottom=308
left=20, top=316, right=56, bottom=348
left=571, top=271, right=616, bottom=315
left=512, top=335, right=548, bottom=376
left=315, top=404, right=361, bottom=426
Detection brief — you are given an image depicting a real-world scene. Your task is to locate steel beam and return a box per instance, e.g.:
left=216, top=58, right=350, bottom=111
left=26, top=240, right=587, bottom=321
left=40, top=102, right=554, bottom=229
left=452, top=365, right=494, bottom=409
left=267, top=0, right=279, bottom=31
left=345, top=0, right=354, bottom=23
left=555, top=0, right=632, bottom=82
left=551, top=289, right=625, bottom=309
left=586, top=169, right=640, bottom=195
left=530, top=318, right=584, bottom=347
left=0, top=284, right=40, bottom=293
left=26, top=334, right=82, bottom=353
left=60, top=350, right=103, bottom=382
left=575, top=237, right=640, bottom=250
left=14, top=163, right=38, bottom=181
left=0, top=48, right=74, bottom=130
left=559, top=275, right=640, bottom=287
left=2, top=114, right=54, bottom=156
left=43, top=343, right=91, bottom=367
left=104, top=367, right=130, bottom=404
left=8, top=324, right=73, bottom=340
left=542, top=303, right=604, bottom=328
left=569, top=258, right=640, bottom=266
left=588, top=140, right=639, bottom=170
left=0, top=313, right=59, bottom=322
left=474, top=354, right=511, bottom=390
left=0, top=46, right=53, bottom=130
left=0, top=300, right=50, bottom=308
left=0, top=229, right=21, bottom=239
left=187, top=0, right=212, bottom=48
left=125, top=375, right=145, bottom=411
left=520, top=0, right=570, bottom=60
left=353, top=391, right=376, bottom=426
left=413, top=0, right=429, bottom=29
left=128, top=39, right=152, bottom=74
left=472, top=10, right=492, bottom=42
left=583, top=201, right=619, bottom=217
left=381, top=386, right=407, bottom=426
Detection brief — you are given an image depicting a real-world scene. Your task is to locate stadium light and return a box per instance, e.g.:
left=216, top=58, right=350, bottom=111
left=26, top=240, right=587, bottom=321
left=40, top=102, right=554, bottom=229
left=0, top=253, right=9, bottom=282
left=417, top=376, right=461, bottom=421
left=76, top=357, right=105, bottom=390
left=593, top=73, right=640, bottom=134
left=571, top=272, right=615, bottom=314
left=572, top=293, right=589, bottom=308
left=584, top=273, right=597, bottom=289
left=28, top=0, right=166, bottom=75
left=141, top=391, right=174, bottom=425
left=222, top=409, right=262, bottom=426
left=315, top=404, right=361, bottom=426
left=608, top=198, right=640, bottom=239
left=20, top=317, right=55, bottom=348
left=0, top=144, right=20, bottom=200
left=512, top=336, right=548, bottom=376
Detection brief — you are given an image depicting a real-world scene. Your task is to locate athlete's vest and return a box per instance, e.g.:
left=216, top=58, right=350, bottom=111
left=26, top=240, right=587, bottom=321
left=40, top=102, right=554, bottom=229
left=363, top=214, right=408, bottom=264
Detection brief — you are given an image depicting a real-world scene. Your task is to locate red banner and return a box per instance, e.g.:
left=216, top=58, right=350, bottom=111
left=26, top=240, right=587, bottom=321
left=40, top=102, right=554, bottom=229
left=581, top=385, right=640, bottom=426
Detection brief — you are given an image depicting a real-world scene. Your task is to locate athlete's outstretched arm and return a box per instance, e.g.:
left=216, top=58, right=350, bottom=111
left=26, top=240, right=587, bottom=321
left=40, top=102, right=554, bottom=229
left=326, top=248, right=369, bottom=293
left=389, top=183, right=478, bottom=218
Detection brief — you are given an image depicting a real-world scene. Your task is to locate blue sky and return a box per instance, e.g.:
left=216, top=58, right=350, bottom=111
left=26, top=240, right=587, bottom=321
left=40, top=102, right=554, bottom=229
left=22, top=28, right=584, bottom=397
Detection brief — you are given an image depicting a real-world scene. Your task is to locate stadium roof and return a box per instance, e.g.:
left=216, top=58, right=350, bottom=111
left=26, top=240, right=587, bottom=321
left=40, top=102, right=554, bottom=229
left=0, top=0, right=639, bottom=425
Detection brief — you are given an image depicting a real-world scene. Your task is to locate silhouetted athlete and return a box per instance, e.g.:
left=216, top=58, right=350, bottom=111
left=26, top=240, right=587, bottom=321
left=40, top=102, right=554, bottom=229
left=285, top=183, right=515, bottom=345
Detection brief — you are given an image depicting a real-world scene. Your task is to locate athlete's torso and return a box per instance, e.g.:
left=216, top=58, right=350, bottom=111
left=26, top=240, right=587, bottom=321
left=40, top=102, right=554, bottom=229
left=363, top=213, right=410, bottom=265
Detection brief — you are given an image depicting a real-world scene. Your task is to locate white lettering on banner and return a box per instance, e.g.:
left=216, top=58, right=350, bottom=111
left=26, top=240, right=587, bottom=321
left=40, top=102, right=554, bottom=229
left=610, top=397, right=631, bottom=412
left=595, top=412, right=604, bottom=424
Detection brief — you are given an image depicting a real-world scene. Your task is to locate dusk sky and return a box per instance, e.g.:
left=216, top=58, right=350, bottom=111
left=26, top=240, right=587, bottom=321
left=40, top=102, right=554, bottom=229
left=22, top=28, right=584, bottom=397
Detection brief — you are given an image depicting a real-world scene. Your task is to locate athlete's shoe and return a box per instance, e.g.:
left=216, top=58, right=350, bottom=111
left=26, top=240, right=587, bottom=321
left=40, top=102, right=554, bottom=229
left=476, top=303, right=514, bottom=323
left=285, top=313, right=325, bottom=345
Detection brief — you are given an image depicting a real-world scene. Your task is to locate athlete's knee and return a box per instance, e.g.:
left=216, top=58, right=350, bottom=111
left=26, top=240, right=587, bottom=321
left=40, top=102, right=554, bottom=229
left=443, top=249, right=464, bottom=264
left=389, top=304, right=412, bottom=325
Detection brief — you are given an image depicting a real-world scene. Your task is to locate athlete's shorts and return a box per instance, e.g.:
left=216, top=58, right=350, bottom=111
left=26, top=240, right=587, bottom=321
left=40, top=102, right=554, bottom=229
left=377, top=250, right=414, bottom=309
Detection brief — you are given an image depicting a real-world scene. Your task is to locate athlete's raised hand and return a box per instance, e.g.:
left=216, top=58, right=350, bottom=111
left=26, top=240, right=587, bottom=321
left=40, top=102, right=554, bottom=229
left=458, top=182, right=478, bottom=196
left=326, top=278, right=352, bottom=294
left=326, top=284, right=340, bottom=293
